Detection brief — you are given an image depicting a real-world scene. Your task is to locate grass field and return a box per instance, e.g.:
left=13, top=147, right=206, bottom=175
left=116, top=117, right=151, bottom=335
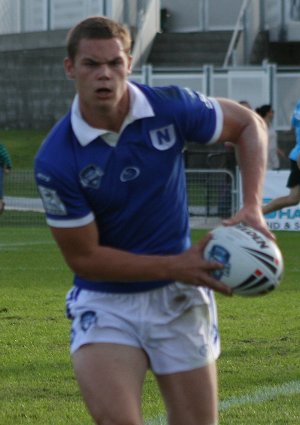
left=0, top=130, right=299, bottom=423
left=0, top=129, right=47, bottom=169
left=0, top=226, right=299, bottom=424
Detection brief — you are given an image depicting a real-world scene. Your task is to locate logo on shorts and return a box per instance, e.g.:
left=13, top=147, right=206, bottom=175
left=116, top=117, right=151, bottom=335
left=80, top=311, right=97, bottom=332
left=199, top=344, right=209, bottom=358
left=212, top=324, right=219, bottom=345
left=70, top=327, right=76, bottom=345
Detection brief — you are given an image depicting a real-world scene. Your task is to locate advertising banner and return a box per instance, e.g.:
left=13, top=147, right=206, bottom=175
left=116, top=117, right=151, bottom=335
left=263, top=170, right=300, bottom=231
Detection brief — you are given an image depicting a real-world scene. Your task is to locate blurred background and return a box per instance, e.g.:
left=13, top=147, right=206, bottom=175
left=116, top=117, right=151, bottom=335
left=0, top=0, right=300, bottom=227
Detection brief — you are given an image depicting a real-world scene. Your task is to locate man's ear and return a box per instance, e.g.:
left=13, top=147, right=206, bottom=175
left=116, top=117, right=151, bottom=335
left=64, top=57, right=75, bottom=80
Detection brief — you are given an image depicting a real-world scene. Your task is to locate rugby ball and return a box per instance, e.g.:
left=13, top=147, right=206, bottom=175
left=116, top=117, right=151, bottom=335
left=204, top=223, right=284, bottom=296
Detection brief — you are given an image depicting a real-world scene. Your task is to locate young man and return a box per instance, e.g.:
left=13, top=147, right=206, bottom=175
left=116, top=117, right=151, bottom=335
left=34, top=16, right=272, bottom=425
left=255, top=104, right=285, bottom=171
left=263, top=100, right=300, bottom=215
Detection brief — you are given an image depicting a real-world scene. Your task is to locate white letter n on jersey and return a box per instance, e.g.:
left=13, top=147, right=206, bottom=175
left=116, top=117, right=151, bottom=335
left=150, top=124, right=176, bottom=151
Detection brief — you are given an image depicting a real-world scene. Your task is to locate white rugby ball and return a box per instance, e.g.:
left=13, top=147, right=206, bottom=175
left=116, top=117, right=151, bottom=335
left=204, top=223, right=284, bottom=296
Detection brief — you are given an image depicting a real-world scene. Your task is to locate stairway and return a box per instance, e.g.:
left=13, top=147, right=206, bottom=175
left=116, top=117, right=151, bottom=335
left=268, top=41, right=300, bottom=65
left=251, top=31, right=300, bottom=66
left=147, top=31, right=233, bottom=68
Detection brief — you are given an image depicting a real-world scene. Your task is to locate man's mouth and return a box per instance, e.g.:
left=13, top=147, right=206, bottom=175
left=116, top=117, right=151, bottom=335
left=94, top=87, right=113, bottom=100
left=95, top=88, right=112, bottom=95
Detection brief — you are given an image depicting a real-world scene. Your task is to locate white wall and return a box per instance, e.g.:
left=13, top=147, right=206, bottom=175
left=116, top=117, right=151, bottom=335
left=0, top=0, right=21, bottom=34
left=160, top=0, right=244, bottom=32
left=0, top=0, right=137, bottom=33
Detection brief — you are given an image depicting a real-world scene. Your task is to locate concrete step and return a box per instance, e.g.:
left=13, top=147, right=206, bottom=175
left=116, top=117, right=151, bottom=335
left=148, top=51, right=225, bottom=66
left=251, top=31, right=300, bottom=66
left=148, top=31, right=232, bottom=67
left=268, top=41, right=300, bottom=65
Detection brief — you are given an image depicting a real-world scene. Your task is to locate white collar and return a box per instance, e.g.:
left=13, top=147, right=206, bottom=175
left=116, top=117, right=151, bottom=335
left=71, top=81, right=155, bottom=147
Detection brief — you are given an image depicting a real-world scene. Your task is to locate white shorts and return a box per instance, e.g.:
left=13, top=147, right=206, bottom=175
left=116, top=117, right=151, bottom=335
left=65, top=282, right=221, bottom=374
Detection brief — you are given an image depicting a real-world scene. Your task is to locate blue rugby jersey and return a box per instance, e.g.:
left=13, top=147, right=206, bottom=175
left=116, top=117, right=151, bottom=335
left=34, top=82, right=223, bottom=293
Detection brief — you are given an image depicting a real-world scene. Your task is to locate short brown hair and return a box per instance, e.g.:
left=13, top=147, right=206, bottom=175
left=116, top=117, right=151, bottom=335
left=66, top=16, right=132, bottom=61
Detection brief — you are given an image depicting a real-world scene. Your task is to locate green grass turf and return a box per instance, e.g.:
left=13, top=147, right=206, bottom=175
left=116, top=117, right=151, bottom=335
left=0, top=129, right=48, bottom=169
left=0, top=228, right=299, bottom=424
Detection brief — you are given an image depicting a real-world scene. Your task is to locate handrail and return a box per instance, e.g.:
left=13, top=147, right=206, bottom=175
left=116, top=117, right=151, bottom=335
left=223, top=0, right=252, bottom=68
left=132, top=0, right=160, bottom=69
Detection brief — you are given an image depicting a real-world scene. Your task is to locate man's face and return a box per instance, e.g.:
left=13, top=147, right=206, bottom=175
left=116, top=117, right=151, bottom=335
left=64, top=37, right=132, bottom=117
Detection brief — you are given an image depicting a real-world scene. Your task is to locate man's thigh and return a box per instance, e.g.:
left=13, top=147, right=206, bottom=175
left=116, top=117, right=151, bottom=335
left=72, top=343, right=149, bottom=425
left=156, top=361, right=218, bottom=425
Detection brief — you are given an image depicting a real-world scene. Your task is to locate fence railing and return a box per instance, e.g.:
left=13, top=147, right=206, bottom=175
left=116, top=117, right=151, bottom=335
left=1, top=170, right=45, bottom=226
left=132, top=64, right=300, bottom=131
left=1, top=167, right=239, bottom=228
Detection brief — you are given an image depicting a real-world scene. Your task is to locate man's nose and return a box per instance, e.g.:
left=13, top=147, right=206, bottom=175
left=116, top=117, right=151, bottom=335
left=96, top=64, right=110, bottom=78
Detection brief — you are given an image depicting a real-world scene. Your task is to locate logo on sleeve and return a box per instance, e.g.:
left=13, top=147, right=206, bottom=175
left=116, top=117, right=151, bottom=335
left=36, top=172, right=51, bottom=182
left=197, top=92, right=214, bottom=109
left=38, top=185, right=67, bottom=215
left=149, top=124, right=176, bottom=151
left=183, top=88, right=213, bottom=109
left=79, top=165, right=104, bottom=189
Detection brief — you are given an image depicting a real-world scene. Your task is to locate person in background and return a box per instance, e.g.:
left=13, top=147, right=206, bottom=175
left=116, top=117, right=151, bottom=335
left=217, top=100, right=253, bottom=218
left=0, top=142, right=12, bottom=214
left=255, top=104, right=285, bottom=170
left=263, top=100, right=300, bottom=215
left=34, top=16, right=272, bottom=425
left=239, top=100, right=252, bottom=110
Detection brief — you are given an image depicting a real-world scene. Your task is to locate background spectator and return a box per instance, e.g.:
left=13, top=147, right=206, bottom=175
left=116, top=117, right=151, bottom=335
left=256, top=104, right=285, bottom=170
left=0, top=142, right=12, bottom=214
left=263, top=100, right=300, bottom=215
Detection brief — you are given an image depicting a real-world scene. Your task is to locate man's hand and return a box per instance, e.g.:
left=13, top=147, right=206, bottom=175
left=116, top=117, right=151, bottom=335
left=222, top=206, right=275, bottom=241
left=172, top=234, right=232, bottom=296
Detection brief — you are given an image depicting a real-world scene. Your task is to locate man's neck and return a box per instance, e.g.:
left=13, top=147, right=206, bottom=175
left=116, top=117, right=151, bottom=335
left=80, top=91, right=130, bottom=133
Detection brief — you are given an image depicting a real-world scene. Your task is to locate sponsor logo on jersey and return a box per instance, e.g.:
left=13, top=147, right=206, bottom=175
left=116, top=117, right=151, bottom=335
left=197, top=92, right=213, bottom=109
left=120, top=166, right=140, bottom=182
left=79, top=165, right=104, bottom=189
left=38, top=185, right=67, bottom=215
left=149, top=124, right=176, bottom=150
left=183, top=87, right=196, bottom=98
left=183, top=88, right=213, bottom=109
left=36, top=172, right=51, bottom=182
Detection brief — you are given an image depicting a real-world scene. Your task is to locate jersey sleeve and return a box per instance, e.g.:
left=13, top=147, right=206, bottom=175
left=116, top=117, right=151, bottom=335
left=173, top=87, right=223, bottom=144
left=34, top=158, right=95, bottom=228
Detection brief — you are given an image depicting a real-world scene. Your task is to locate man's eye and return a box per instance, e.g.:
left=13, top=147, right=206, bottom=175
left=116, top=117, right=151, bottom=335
left=84, top=61, right=97, bottom=67
left=111, top=60, right=122, bottom=67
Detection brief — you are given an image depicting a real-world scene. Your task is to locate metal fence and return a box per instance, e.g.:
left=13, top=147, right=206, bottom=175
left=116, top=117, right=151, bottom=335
left=1, top=170, right=45, bottom=226
left=135, top=64, right=300, bottom=131
left=1, top=167, right=239, bottom=228
left=186, top=168, right=238, bottom=229
left=1, top=59, right=299, bottom=131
